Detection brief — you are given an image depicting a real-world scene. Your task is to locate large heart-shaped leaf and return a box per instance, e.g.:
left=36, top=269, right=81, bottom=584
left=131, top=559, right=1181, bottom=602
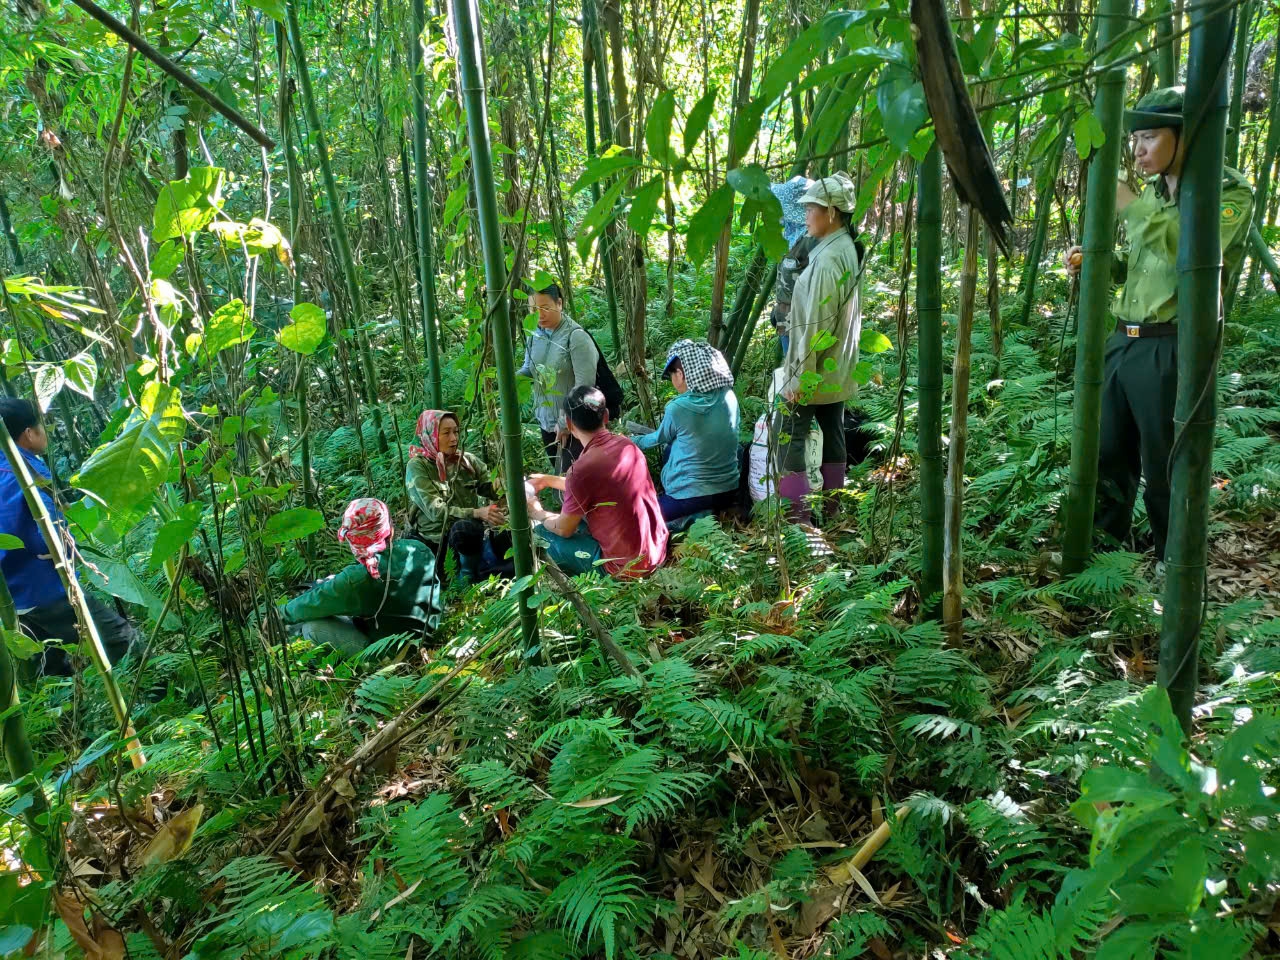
left=63, top=352, right=97, bottom=399
left=152, top=167, right=225, bottom=242
left=279, top=302, right=328, bottom=355
left=72, top=383, right=186, bottom=517
left=204, top=299, right=255, bottom=356
left=33, top=365, right=64, bottom=412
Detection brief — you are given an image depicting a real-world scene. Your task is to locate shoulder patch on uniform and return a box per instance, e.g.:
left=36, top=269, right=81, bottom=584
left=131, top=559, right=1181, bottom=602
left=1222, top=201, right=1243, bottom=221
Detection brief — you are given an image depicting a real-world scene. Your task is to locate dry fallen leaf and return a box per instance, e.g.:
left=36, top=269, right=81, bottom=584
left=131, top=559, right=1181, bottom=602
left=563, top=794, right=623, bottom=809
left=139, top=804, right=204, bottom=867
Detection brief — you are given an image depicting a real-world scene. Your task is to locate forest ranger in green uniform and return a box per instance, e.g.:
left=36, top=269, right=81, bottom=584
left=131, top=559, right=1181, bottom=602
left=1064, top=87, right=1253, bottom=564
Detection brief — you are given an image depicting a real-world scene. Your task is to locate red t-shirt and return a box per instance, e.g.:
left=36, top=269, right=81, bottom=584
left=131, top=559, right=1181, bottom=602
left=562, top=431, right=668, bottom=577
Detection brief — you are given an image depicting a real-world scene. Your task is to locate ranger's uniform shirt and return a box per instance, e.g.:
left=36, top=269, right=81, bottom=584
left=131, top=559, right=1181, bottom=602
left=1113, top=167, right=1253, bottom=325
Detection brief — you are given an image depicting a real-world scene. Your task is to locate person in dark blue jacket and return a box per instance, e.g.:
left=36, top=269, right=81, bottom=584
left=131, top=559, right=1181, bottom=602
left=0, top=398, right=135, bottom=675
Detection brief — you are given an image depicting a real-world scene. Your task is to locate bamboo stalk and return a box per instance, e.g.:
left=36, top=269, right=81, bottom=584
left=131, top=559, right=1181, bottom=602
left=411, top=0, right=443, bottom=407
left=942, top=208, right=982, bottom=643
left=917, top=144, right=945, bottom=616
left=1160, top=0, right=1235, bottom=734
left=452, top=0, right=540, bottom=654
left=1062, top=0, right=1128, bottom=574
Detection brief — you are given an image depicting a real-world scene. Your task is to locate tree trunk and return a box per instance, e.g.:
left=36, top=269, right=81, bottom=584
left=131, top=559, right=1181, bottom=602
left=452, top=0, right=539, bottom=653
left=1159, top=1, right=1233, bottom=735
left=411, top=0, right=443, bottom=406
left=917, top=144, right=945, bottom=618
left=0, top=195, right=23, bottom=270
left=285, top=0, right=388, bottom=452
left=1062, top=0, right=1128, bottom=575
left=942, top=207, right=981, bottom=643
left=707, top=0, right=761, bottom=348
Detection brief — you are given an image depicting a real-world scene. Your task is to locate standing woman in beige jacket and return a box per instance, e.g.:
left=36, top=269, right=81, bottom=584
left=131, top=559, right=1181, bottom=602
left=773, top=173, right=864, bottom=523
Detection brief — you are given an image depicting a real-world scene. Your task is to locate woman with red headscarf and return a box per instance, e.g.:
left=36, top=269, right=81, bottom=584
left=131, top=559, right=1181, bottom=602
left=405, top=410, right=511, bottom=587
left=279, top=499, right=442, bottom=654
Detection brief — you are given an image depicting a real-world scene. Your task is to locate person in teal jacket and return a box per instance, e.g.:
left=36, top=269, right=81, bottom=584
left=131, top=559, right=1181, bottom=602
left=279, top=499, right=442, bottom=655
left=633, top=339, right=740, bottom=522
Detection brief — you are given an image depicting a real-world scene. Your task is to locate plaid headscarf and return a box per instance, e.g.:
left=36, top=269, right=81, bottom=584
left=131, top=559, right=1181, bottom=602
left=338, top=498, right=393, bottom=579
left=664, top=339, right=734, bottom=394
left=410, top=409, right=476, bottom=483
left=770, top=176, right=810, bottom=247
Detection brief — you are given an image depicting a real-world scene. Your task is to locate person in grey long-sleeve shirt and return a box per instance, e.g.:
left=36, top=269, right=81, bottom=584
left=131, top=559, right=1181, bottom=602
left=516, top=282, right=598, bottom=470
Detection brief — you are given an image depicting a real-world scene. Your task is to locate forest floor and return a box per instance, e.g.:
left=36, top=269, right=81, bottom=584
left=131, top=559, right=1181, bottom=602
left=18, top=267, right=1280, bottom=959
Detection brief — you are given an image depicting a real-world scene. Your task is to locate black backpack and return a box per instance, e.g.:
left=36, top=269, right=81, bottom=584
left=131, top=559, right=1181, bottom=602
left=573, top=327, right=625, bottom=422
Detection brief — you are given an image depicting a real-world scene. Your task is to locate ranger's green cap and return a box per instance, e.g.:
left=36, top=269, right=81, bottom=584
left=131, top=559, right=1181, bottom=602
left=1126, top=86, right=1184, bottom=133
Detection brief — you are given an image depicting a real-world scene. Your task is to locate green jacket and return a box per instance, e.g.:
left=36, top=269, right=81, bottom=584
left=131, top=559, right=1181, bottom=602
left=1114, top=167, right=1253, bottom=325
left=279, top=538, right=442, bottom=639
left=781, top=229, right=862, bottom=405
left=405, top=452, right=497, bottom=546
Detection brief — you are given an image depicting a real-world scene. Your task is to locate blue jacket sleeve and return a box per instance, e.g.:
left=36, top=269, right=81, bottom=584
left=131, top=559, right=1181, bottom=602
left=634, top=402, right=678, bottom=450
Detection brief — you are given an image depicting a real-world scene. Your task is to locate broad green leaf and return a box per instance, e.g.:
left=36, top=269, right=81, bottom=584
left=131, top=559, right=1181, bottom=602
left=1073, top=110, right=1107, bottom=159
left=80, top=546, right=180, bottom=628
left=645, top=91, right=676, bottom=166
left=851, top=146, right=898, bottom=223
left=148, top=503, right=203, bottom=571
left=204, top=299, right=255, bottom=355
left=63, top=352, right=97, bottom=398
left=152, top=167, right=225, bottom=242
left=32, top=365, right=64, bottom=412
left=812, top=68, right=874, bottom=156
left=568, top=149, right=639, bottom=194
left=682, top=86, right=718, bottom=157
left=627, top=176, right=664, bottom=235
left=278, top=302, right=327, bottom=355
left=0, top=534, right=24, bottom=549
left=685, top=184, right=735, bottom=266
left=443, top=183, right=469, bottom=227
left=151, top=240, right=184, bottom=280
left=531, top=268, right=558, bottom=292
left=209, top=216, right=284, bottom=254
left=3, top=628, right=42, bottom=660
left=860, top=329, right=892, bottom=354
left=263, top=507, right=325, bottom=546
left=875, top=64, right=927, bottom=153
left=726, top=164, right=773, bottom=201
left=247, top=0, right=285, bottom=21
left=72, top=383, right=186, bottom=517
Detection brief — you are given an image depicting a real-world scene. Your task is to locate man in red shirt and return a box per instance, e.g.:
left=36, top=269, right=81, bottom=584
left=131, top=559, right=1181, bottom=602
left=527, top=386, right=668, bottom=577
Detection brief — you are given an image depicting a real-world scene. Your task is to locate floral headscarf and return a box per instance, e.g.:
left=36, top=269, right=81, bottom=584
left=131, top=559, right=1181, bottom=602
left=410, top=410, right=476, bottom=483
left=338, top=498, right=393, bottom=579
left=770, top=175, right=811, bottom=247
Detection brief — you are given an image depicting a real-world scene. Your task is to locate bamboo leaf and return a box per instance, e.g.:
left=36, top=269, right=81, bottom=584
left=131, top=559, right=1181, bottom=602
left=645, top=91, right=676, bottom=166
left=246, top=0, right=285, bottom=21
left=263, top=507, right=325, bottom=546
left=686, top=184, right=735, bottom=266
left=0, top=534, right=23, bottom=549
left=569, top=149, right=640, bottom=194
left=628, top=176, right=664, bottom=235
left=278, top=302, right=328, bottom=355
left=682, top=86, right=718, bottom=157
left=576, top=177, right=629, bottom=261
left=733, top=10, right=869, bottom=160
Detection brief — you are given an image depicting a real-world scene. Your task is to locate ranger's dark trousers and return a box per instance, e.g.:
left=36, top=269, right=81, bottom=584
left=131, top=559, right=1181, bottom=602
left=23, top=592, right=137, bottom=677
left=1096, top=329, right=1177, bottom=561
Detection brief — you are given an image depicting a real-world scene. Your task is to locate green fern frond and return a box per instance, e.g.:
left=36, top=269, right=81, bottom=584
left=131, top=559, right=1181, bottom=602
left=544, top=852, right=644, bottom=960
left=900, top=714, right=983, bottom=743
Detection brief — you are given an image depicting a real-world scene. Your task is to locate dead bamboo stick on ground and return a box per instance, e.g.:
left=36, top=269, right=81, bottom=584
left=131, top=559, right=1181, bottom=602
left=540, top=558, right=641, bottom=679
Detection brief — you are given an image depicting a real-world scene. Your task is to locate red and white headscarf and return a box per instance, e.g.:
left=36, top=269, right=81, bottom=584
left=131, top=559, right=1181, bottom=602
left=337, top=498, right=393, bottom=579
left=410, top=409, right=476, bottom=483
